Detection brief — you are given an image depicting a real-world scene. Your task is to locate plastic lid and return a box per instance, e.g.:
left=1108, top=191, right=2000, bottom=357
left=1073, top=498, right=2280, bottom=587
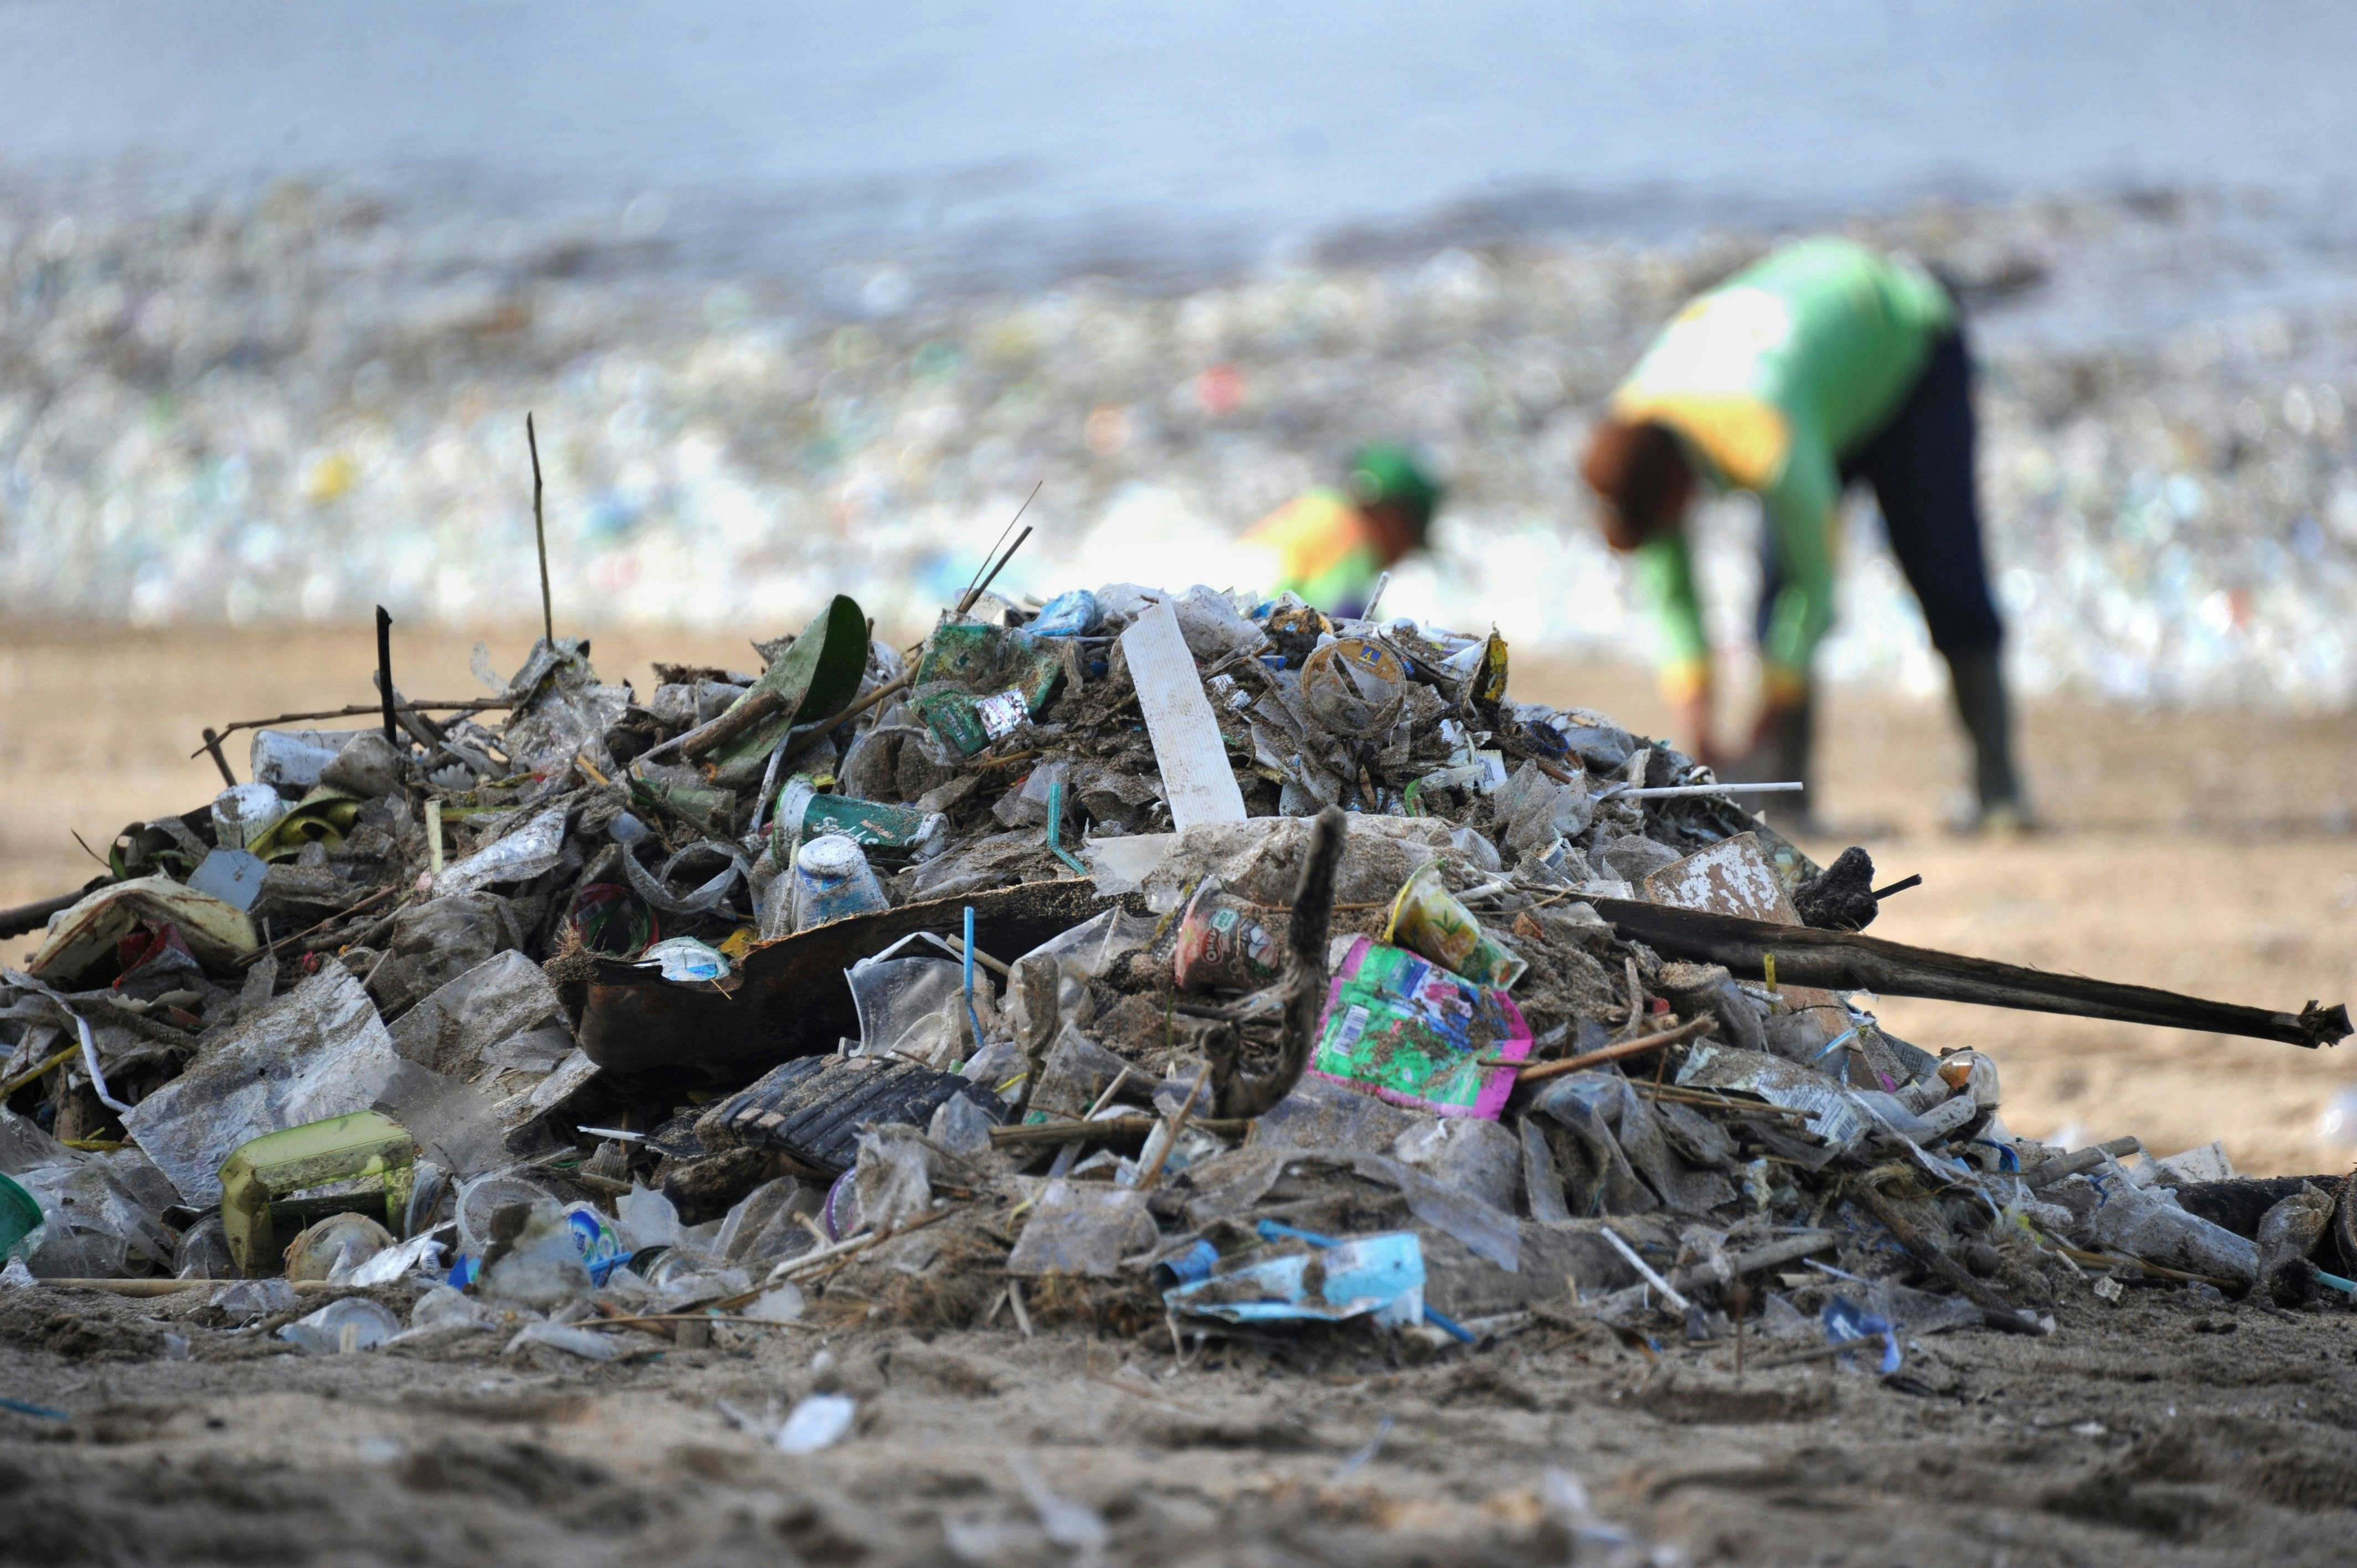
left=797, top=833, right=867, bottom=878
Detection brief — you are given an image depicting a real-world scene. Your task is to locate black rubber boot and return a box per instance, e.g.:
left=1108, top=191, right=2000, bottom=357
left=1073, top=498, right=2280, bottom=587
left=1756, top=689, right=1816, bottom=836
left=1944, top=646, right=2024, bottom=821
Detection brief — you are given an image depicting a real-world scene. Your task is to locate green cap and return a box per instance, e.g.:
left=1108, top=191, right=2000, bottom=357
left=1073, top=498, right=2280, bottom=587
left=1345, top=442, right=1440, bottom=516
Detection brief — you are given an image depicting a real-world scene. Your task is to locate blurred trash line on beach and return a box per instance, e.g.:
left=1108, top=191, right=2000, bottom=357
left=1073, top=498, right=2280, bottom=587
left=1, top=183, right=2353, bottom=710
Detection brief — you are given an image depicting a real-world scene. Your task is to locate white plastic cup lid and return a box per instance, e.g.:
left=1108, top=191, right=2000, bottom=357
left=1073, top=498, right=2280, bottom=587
left=797, top=833, right=867, bottom=878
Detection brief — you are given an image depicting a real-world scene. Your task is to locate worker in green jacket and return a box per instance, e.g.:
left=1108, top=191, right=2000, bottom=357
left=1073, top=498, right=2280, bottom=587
left=1242, top=443, right=1442, bottom=619
left=1580, top=238, right=2025, bottom=831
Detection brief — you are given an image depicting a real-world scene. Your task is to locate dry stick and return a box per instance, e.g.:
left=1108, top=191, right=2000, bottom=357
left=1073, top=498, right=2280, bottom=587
left=374, top=606, right=399, bottom=748
left=959, top=523, right=1032, bottom=614
left=34, top=1278, right=351, bottom=1297
left=233, top=886, right=398, bottom=967
left=0, top=1044, right=79, bottom=1103
left=591, top=1312, right=802, bottom=1331
left=200, top=728, right=237, bottom=787
left=958, top=482, right=1037, bottom=606
left=1848, top=1178, right=2018, bottom=1318
left=1668, top=1230, right=1839, bottom=1295
left=191, top=700, right=517, bottom=755
left=2049, top=1242, right=2232, bottom=1290
left=0, top=889, right=96, bottom=942
left=678, top=497, right=1038, bottom=766
left=1135, top=1061, right=1212, bottom=1191
left=1207, top=804, right=1345, bottom=1120
left=527, top=412, right=553, bottom=648
left=956, top=484, right=1041, bottom=614
left=1498, top=1014, right=1718, bottom=1083
left=987, top=1113, right=1251, bottom=1148
left=751, top=1206, right=956, bottom=1291
left=1601, top=1226, right=1692, bottom=1313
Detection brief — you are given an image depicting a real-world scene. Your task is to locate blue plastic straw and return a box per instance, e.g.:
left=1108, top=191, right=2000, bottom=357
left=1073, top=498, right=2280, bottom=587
left=961, top=905, right=982, bottom=1055
left=1044, top=780, right=1088, bottom=874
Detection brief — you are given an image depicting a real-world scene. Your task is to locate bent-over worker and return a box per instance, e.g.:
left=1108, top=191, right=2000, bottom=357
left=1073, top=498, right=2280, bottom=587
left=1579, top=238, right=2025, bottom=830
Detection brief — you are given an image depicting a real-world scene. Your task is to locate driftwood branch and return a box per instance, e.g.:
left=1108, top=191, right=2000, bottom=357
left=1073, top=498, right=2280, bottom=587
left=1583, top=895, right=2349, bottom=1050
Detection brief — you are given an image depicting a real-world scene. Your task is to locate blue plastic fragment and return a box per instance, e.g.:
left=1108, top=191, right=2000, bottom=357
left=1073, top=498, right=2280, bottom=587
left=1821, top=1295, right=1902, bottom=1374
left=1027, top=589, right=1102, bottom=637
left=1150, top=1239, right=1221, bottom=1290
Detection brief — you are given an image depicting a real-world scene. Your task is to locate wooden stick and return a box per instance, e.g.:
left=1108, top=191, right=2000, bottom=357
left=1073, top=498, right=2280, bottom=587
left=527, top=412, right=553, bottom=648
left=1583, top=894, right=2350, bottom=1049
left=956, top=484, right=1041, bottom=615
left=233, top=886, right=399, bottom=967
left=1136, top=1061, right=1211, bottom=1190
left=191, top=700, right=516, bottom=755
left=754, top=1205, right=956, bottom=1288
left=0, top=1043, right=79, bottom=1103
left=986, top=1114, right=1251, bottom=1147
left=960, top=524, right=1032, bottom=614
left=200, top=728, right=238, bottom=787
left=958, top=482, right=1039, bottom=609
left=30, top=1277, right=349, bottom=1296
left=374, top=606, right=398, bottom=747
left=1850, top=1178, right=2015, bottom=1316
left=0, top=889, right=97, bottom=942
left=1495, top=1014, right=1717, bottom=1082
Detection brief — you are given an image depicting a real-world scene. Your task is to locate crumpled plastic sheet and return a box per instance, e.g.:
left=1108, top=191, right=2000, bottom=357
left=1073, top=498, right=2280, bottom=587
left=279, top=1297, right=402, bottom=1355
left=390, top=951, right=568, bottom=1071
left=850, top=1123, right=939, bottom=1236
left=495, top=640, right=631, bottom=777
left=1005, top=1179, right=1159, bottom=1278
left=1176, top=1142, right=1522, bottom=1271
left=1531, top=1072, right=1737, bottom=1218
left=847, top=956, right=970, bottom=1067
left=121, top=966, right=402, bottom=1208
left=506, top=1319, right=624, bottom=1361
left=4, top=1139, right=180, bottom=1280
left=436, top=806, right=569, bottom=898
left=366, top=893, right=528, bottom=1019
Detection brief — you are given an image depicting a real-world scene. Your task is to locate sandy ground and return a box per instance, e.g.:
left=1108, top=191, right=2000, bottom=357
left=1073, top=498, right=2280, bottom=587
left=5, top=622, right=2350, bottom=1174
left=4, top=624, right=2356, bottom=1564
left=3, top=1247, right=2355, bottom=1566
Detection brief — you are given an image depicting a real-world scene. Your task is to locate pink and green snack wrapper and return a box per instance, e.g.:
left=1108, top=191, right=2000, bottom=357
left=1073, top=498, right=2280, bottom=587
left=1308, top=936, right=1531, bottom=1119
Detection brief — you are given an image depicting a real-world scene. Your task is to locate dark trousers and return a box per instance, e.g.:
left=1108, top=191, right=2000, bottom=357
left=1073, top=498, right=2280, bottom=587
left=1756, top=326, right=2003, bottom=656
left=1755, top=323, right=2023, bottom=816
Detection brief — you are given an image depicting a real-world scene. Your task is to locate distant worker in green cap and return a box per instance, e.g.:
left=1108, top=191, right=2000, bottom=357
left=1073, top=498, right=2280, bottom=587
left=1243, top=443, right=1442, bottom=618
left=1579, top=238, right=2026, bottom=832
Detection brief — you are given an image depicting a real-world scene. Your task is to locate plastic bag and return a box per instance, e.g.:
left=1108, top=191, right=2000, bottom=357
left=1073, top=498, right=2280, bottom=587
left=847, top=956, right=969, bottom=1066
left=1002, top=907, right=1157, bottom=1048
left=1005, top=1180, right=1159, bottom=1277
left=122, top=967, right=402, bottom=1208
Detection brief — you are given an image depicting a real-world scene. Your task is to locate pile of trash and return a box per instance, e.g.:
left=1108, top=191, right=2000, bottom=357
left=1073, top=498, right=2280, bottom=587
left=2, top=578, right=2351, bottom=1370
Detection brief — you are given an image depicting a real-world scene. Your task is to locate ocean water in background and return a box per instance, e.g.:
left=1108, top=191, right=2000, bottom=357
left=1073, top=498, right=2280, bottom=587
left=10, top=0, right=2357, bottom=298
